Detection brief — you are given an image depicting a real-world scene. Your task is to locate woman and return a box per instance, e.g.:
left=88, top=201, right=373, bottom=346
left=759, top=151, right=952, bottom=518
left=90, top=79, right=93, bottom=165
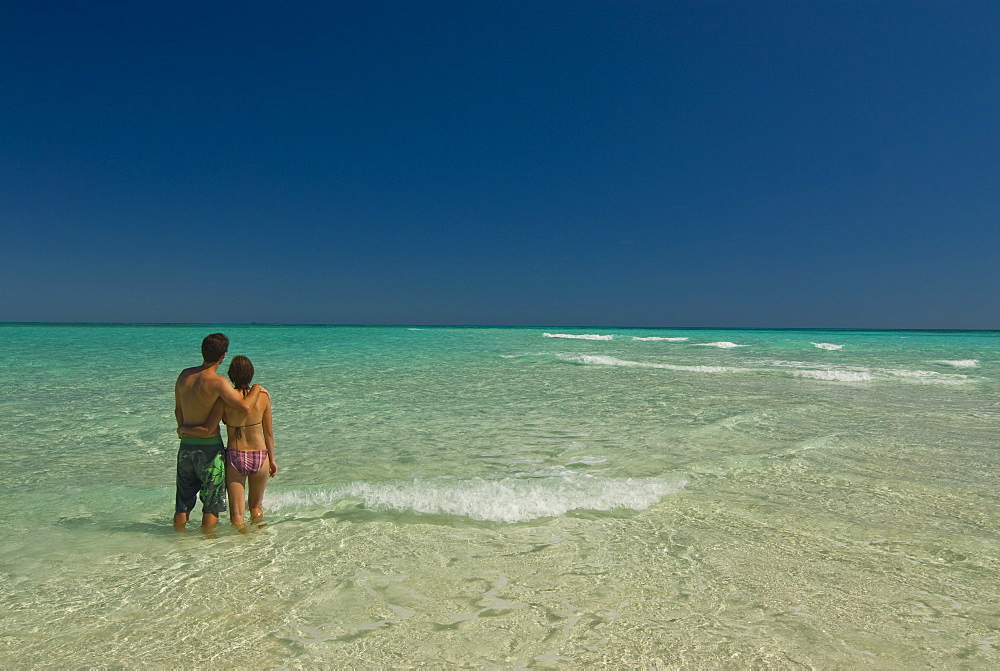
left=179, top=355, right=276, bottom=530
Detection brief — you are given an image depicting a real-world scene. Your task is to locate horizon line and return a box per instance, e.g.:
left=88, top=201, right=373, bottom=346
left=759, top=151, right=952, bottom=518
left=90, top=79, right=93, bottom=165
left=1, top=321, right=997, bottom=333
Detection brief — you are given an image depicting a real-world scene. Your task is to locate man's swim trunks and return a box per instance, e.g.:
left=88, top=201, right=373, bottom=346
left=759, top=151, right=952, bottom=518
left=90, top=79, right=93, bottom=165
left=175, top=436, right=227, bottom=515
left=226, top=449, right=268, bottom=477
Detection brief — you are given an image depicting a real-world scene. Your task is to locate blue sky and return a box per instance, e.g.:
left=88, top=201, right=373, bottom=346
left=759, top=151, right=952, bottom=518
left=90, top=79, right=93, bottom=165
left=3, top=1, right=997, bottom=328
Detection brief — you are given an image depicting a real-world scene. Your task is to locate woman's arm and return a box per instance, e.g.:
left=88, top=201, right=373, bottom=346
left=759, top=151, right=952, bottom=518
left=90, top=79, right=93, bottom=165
left=177, top=398, right=225, bottom=438
left=262, top=395, right=277, bottom=477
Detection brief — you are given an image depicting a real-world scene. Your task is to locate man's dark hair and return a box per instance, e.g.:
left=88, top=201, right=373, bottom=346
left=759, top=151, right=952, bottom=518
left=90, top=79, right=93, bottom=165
left=227, top=355, right=255, bottom=391
left=201, top=333, right=229, bottom=363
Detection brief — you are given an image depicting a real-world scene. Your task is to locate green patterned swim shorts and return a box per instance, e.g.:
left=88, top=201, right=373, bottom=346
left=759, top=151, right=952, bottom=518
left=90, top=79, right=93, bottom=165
left=175, top=436, right=227, bottom=515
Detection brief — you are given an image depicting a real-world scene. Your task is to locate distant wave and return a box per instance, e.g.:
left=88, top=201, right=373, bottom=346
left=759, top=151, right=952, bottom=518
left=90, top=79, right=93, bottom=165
left=692, top=341, right=746, bottom=348
left=561, top=354, right=972, bottom=385
left=883, top=369, right=970, bottom=384
left=632, top=336, right=689, bottom=342
left=811, top=342, right=844, bottom=350
left=933, top=359, right=979, bottom=368
left=785, top=363, right=969, bottom=384
left=561, top=354, right=750, bottom=374
left=543, top=333, right=614, bottom=341
left=794, top=369, right=873, bottom=382
left=266, top=474, right=688, bottom=523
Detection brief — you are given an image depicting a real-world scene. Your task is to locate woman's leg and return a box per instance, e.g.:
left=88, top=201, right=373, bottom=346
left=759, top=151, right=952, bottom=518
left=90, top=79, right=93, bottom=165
left=225, top=460, right=248, bottom=531
left=247, top=461, right=270, bottom=525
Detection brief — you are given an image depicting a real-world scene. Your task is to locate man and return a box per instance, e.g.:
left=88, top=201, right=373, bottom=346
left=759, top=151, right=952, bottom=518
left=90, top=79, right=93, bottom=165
left=173, top=333, right=262, bottom=532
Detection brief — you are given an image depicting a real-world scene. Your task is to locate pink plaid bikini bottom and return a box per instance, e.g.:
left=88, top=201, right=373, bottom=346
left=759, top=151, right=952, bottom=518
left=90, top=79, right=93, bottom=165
left=226, top=449, right=267, bottom=477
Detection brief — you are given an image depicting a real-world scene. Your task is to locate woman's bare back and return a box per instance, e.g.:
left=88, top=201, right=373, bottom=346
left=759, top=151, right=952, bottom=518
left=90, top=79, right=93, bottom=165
left=223, top=391, right=270, bottom=451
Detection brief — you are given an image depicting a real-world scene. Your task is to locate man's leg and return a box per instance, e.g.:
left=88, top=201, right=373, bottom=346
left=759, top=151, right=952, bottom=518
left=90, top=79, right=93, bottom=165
left=174, top=445, right=198, bottom=532
left=198, top=447, right=228, bottom=534
left=201, top=512, right=220, bottom=533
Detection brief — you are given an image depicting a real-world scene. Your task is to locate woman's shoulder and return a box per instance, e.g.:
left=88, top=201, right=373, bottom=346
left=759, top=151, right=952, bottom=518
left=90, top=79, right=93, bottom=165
left=256, top=387, right=271, bottom=414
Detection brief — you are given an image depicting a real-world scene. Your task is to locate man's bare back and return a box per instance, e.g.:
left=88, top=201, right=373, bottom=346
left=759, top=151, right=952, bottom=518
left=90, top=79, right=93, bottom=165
left=175, top=366, right=228, bottom=434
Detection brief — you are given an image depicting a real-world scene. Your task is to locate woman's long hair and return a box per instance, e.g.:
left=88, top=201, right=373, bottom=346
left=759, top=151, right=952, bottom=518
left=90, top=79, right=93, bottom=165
left=227, top=355, right=255, bottom=395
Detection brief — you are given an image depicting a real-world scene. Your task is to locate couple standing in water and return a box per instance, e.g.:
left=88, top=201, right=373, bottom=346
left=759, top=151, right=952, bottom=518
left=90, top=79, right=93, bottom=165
left=173, top=333, right=277, bottom=532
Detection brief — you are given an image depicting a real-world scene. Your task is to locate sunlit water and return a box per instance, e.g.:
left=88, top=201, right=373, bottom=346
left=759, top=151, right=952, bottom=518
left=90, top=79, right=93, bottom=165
left=1, top=324, right=998, bottom=667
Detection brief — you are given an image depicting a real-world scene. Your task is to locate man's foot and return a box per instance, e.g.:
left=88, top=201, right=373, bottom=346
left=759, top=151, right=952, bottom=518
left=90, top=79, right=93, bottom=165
left=201, top=513, right=220, bottom=537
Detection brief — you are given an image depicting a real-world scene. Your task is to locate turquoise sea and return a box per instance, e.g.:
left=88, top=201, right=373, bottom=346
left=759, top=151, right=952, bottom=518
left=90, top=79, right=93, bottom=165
left=1, top=324, right=998, bottom=667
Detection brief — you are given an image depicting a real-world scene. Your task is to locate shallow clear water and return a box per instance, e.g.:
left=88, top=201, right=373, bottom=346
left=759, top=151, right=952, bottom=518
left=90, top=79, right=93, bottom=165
left=1, top=324, right=998, bottom=666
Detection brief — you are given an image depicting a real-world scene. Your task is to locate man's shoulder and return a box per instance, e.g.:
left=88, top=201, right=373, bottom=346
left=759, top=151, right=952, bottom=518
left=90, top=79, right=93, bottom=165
left=199, top=370, right=231, bottom=391
left=177, top=366, right=225, bottom=386
left=176, top=366, right=203, bottom=383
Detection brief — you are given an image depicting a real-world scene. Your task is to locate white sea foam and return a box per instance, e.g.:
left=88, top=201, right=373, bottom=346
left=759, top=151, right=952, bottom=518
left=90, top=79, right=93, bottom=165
left=884, top=369, right=969, bottom=384
left=768, top=360, right=828, bottom=370
left=791, top=366, right=969, bottom=384
left=557, top=353, right=972, bottom=385
left=794, top=369, right=874, bottom=382
left=632, top=336, right=689, bottom=342
left=562, top=354, right=749, bottom=374
left=811, top=342, right=844, bottom=350
left=267, top=474, right=688, bottom=523
left=933, top=359, right=979, bottom=368
left=692, top=341, right=745, bottom=348
left=543, top=333, right=614, bottom=341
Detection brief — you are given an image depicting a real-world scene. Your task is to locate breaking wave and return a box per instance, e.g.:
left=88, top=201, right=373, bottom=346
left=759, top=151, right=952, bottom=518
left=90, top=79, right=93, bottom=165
left=933, top=360, right=979, bottom=368
left=632, top=336, right=689, bottom=342
left=794, top=369, right=873, bottom=382
left=560, top=354, right=750, bottom=374
left=812, top=342, right=844, bottom=350
left=692, top=342, right=746, bottom=348
left=561, top=354, right=972, bottom=384
left=543, top=333, right=614, bottom=341
left=789, top=365, right=969, bottom=384
left=883, top=369, right=970, bottom=383
left=266, top=474, right=688, bottom=523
